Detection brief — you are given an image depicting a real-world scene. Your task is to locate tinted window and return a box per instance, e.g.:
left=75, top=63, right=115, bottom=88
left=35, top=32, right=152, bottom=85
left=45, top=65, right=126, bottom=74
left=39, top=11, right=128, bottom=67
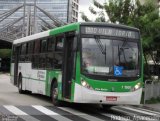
left=48, top=37, right=55, bottom=52
left=39, top=54, right=46, bottom=68
left=21, top=43, right=27, bottom=55
left=55, top=36, right=64, bottom=51
left=46, top=53, right=54, bottom=69
left=28, top=42, right=34, bottom=54
left=41, top=39, right=47, bottom=53
left=34, top=40, right=41, bottom=53
left=54, top=53, right=63, bottom=69
left=54, top=35, right=64, bottom=69
left=32, top=55, right=39, bottom=68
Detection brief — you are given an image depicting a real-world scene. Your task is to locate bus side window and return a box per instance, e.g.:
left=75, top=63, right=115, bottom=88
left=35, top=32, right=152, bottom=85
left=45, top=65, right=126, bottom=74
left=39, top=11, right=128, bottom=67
left=27, top=42, right=34, bottom=62
left=41, top=39, right=47, bottom=53
left=47, top=37, right=55, bottom=52
left=28, top=42, right=34, bottom=54
left=21, top=43, right=27, bottom=55
left=55, top=36, right=64, bottom=51
left=34, top=40, right=40, bottom=54
left=46, top=37, right=55, bottom=69
left=38, top=39, right=47, bottom=69
left=32, top=40, right=40, bottom=69
left=20, top=43, right=27, bottom=62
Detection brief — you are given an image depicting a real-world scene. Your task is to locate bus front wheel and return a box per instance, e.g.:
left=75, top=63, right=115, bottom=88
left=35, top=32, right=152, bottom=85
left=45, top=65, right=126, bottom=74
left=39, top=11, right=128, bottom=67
left=51, top=81, right=61, bottom=106
left=18, top=75, right=25, bottom=94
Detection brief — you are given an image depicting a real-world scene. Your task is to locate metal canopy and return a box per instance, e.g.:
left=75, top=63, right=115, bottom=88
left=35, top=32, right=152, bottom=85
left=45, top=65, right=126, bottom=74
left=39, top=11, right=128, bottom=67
left=0, top=0, right=68, bottom=45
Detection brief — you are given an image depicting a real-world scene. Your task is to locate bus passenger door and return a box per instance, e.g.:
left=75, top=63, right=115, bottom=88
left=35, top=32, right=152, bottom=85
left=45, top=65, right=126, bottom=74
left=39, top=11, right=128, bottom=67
left=14, top=46, right=20, bottom=86
left=62, top=32, right=76, bottom=99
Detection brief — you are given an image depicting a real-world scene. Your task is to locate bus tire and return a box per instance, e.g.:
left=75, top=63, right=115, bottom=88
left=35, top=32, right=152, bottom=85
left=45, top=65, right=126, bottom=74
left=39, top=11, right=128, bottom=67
left=102, top=104, right=114, bottom=110
left=51, top=81, right=61, bottom=106
left=18, top=74, right=25, bottom=94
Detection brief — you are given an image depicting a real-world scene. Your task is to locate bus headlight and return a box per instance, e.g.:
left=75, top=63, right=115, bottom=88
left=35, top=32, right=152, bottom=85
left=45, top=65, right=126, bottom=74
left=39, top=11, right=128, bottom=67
left=131, top=83, right=141, bottom=91
left=81, top=80, right=93, bottom=90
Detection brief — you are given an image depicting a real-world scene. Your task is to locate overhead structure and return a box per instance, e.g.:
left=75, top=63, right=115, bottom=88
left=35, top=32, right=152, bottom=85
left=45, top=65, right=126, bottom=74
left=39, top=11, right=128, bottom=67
left=0, top=0, right=68, bottom=43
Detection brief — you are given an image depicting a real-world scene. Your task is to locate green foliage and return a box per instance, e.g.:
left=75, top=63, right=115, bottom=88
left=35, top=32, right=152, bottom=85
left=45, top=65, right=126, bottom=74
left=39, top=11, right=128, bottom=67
left=93, top=0, right=104, bottom=9
left=89, top=6, right=97, bottom=15
left=0, top=49, right=11, bottom=58
left=146, top=97, right=160, bottom=104
left=80, top=12, right=91, bottom=22
left=104, top=0, right=134, bottom=24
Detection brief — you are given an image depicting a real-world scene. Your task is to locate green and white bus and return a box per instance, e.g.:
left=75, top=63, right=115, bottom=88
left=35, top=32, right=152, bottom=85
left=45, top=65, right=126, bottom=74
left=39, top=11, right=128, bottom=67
left=11, top=22, right=143, bottom=106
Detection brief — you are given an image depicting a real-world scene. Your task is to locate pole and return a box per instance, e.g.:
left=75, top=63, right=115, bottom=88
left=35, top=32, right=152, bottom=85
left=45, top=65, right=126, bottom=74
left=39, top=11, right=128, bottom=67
left=33, top=0, right=37, bottom=34
left=23, top=0, right=26, bottom=37
left=26, top=5, right=31, bottom=36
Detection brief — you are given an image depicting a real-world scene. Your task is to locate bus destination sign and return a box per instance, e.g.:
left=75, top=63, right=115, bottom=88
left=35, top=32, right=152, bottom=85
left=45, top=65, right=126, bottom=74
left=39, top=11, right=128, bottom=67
left=81, top=26, right=139, bottom=39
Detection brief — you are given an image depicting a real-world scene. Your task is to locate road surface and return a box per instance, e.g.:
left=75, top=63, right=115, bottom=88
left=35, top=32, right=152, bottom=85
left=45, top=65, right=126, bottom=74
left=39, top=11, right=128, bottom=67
left=0, top=73, right=52, bottom=105
left=0, top=74, right=159, bottom=121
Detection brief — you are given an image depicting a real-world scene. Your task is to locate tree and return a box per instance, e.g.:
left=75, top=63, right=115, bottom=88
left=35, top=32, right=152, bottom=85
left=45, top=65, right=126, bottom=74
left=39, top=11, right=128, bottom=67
left=0, top=49, right=11, bottom=58
left=81, top=0, right=160, bottom=78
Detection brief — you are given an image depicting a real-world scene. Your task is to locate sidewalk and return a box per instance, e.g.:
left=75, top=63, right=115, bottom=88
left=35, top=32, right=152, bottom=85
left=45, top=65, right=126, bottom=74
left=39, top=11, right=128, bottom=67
left=143, top=104, right=160, bottom=112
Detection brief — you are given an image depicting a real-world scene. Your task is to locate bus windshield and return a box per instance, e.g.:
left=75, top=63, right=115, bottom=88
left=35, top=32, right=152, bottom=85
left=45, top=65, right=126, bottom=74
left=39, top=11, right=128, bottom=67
left=81, top=37, right=140, bottom=78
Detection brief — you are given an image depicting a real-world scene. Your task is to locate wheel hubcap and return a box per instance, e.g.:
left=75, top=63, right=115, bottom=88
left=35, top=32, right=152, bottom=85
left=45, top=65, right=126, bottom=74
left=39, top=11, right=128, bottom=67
left=53, top=88, right=58, bottom=99
left=19, top=82, right=21, bottom=89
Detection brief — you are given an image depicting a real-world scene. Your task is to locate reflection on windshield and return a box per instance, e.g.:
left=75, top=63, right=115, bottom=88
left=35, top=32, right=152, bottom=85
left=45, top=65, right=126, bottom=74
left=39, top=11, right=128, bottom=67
left=81, top=37, right=140, bottom=77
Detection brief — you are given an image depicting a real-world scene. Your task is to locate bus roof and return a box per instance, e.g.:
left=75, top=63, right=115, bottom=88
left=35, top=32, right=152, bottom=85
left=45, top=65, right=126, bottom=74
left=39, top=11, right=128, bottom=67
left=13, top=22, right=139, bottom=45
left=13, top=30, right=50, bottom=45
left=13, top=23, right=79, bottom=45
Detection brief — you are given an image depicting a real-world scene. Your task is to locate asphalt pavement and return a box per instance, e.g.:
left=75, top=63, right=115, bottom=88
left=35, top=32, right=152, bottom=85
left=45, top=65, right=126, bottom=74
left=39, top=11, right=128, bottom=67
left=0, top=73, right=160, bottom=121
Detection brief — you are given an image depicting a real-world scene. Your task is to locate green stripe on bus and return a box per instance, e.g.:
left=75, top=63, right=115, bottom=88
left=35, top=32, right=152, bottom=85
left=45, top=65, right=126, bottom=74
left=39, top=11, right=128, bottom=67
left=49, top=23, right=79, bottom=36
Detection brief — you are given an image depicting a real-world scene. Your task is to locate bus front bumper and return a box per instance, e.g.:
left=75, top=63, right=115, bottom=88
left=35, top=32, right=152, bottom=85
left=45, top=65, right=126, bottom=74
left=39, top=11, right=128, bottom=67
left=74, top=83, right=142, bottom=105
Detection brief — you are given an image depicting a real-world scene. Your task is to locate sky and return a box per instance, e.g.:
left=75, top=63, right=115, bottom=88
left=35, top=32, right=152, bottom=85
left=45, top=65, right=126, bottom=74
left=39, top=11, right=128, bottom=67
left=78, top=0, right=106, bottom=22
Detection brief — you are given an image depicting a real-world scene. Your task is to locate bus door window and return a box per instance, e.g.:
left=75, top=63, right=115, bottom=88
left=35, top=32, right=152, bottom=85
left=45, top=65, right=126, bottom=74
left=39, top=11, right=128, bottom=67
left=46, top=37, right=55, bottom=69
left=13, top=45, right=21, bottom=85
left=54, top=36, right=64, bottom=69
left=72, top=36, right=77, bottom=79
left=11, top=46, right=16, bottom=63
left=55, top=37, right=64, bottom=51
left=62, top=32, right=76, bottom=98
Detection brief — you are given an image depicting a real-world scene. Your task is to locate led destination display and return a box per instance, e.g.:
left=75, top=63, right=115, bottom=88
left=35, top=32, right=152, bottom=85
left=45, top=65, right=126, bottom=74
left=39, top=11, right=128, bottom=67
left=81, top=26, right=139, bottom=39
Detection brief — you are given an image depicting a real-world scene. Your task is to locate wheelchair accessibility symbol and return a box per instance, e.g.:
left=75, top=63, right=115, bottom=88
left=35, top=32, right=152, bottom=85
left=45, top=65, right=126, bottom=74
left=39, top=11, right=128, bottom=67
left=114, top=66, right=123, bottom=76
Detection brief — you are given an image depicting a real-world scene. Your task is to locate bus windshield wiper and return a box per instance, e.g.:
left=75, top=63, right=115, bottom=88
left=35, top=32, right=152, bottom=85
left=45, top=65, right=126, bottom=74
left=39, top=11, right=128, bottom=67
left=94, top=36, right=106, bottom=55
left=94, top=36, right=107, bottom=64
left=119, top=38, right=127, bottom=51
left=118, top=39, right=128, bottom=64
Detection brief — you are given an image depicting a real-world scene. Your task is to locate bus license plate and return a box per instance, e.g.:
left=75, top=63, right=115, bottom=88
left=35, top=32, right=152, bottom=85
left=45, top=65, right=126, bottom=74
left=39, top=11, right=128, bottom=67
left=106, top=96, right=117, bottom=101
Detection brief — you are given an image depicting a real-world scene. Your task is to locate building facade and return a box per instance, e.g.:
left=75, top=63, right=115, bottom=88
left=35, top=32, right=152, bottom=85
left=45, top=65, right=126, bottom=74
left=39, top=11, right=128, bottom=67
left=0, top=0, right=79, bottom=24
